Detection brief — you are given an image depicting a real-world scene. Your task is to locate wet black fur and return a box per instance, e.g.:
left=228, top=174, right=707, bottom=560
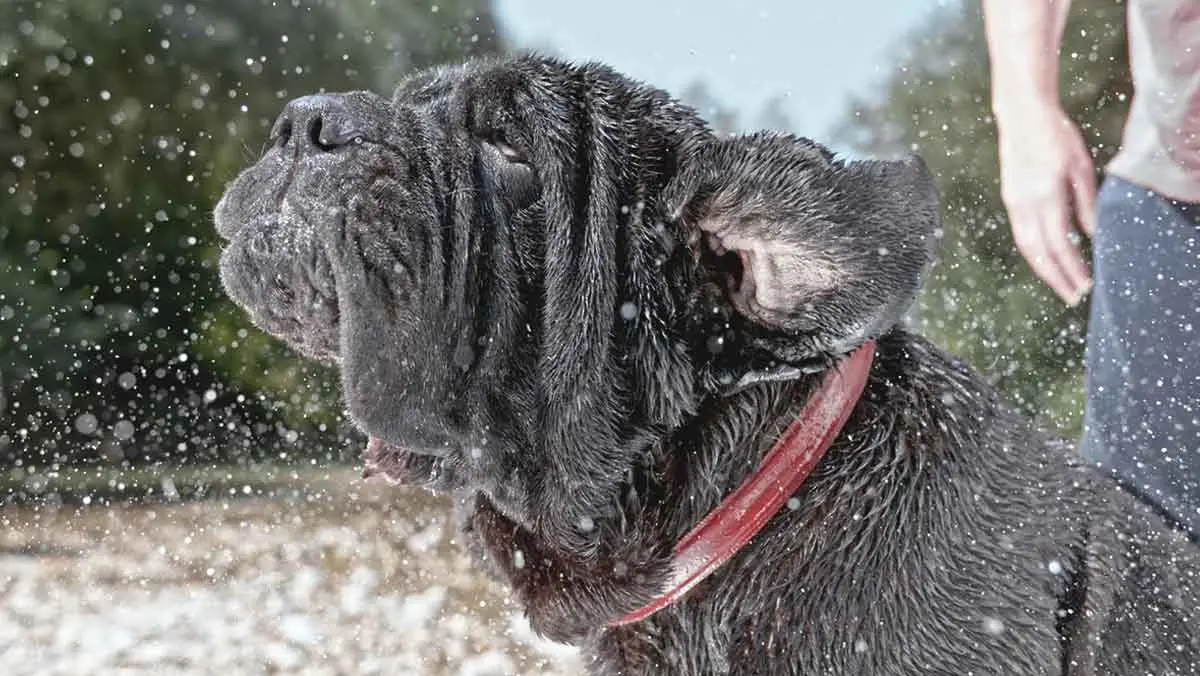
left=214, top=55, right=1200, bottom=674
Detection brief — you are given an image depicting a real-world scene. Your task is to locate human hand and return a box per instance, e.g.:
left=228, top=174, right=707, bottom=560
left=996, top=103, right=1097, bottom=305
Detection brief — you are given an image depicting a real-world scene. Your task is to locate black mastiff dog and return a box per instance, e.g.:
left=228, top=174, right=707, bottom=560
left=214, top=55, right=1200, bottom=674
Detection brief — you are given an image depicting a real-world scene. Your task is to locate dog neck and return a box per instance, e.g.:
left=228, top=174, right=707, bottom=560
left=610, top=340, right=877, bottom=626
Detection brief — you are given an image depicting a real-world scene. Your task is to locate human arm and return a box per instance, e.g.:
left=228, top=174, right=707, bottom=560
left=983, top=0, right=1096, bottom=305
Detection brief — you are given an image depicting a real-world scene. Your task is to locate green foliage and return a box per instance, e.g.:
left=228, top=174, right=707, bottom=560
left=0, top=0, right=505, bottom=466
left=836, top=0, right=1131, bottom=435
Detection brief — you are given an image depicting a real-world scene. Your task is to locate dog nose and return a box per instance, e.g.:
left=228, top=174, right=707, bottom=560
left=272, top=94, right=363, bottom=153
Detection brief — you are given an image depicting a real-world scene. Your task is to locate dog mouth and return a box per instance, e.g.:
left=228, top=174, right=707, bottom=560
left=361, top=436, right=445, bottom=487
left=361, top=435, right=536, bottom=528
left=361, top=434, right=476, bottom=492
left=361, top=436, right=410, bottom=483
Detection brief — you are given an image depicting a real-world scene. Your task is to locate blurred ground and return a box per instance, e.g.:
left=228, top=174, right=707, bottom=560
left=0, top=468, right=583, bottom=675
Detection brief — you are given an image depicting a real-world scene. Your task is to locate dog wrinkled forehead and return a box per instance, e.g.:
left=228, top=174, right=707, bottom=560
left=391, top=62, right=470, bottom=105
left=390, top=59, right=520, bottom=118
left=388, top=56, right=680, bottom=153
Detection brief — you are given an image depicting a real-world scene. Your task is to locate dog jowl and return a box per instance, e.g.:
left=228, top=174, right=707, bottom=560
left=215, top=56, right=1200, bottom=675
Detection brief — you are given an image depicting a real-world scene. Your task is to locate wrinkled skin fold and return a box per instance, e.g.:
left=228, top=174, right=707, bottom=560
left=215, top=55, right=1200, bottom=675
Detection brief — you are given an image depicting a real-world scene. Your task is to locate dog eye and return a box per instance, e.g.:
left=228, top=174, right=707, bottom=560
left=486, top=137, right=528, bottom=165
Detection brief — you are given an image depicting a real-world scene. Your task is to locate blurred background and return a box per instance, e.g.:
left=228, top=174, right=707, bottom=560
left=0, top=0, right=1129, bottom=673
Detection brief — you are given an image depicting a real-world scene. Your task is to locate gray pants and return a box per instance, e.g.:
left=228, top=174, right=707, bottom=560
left=1082, top=175, right=1200, bottom=538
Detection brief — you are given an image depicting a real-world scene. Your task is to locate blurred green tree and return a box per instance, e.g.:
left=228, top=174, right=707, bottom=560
left=836, top=0, right=1131, bottom=434
left=0, top=0, right=505, bottom=467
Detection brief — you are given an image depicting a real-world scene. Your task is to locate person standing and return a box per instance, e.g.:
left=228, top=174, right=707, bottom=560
left=982, top=0, right=1200, bottom=537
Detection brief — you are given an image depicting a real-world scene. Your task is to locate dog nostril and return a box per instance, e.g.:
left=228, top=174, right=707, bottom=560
left=275, top=94, right=362, bottom=154
left=308, top=115, right=329, bottom=151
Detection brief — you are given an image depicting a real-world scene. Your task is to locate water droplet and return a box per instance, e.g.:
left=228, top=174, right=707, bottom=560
left=74, top=412, right=98, bottom=435
left=983, top=617, right=1005, bottom=636
left=113, top=420, right=135, bottom=441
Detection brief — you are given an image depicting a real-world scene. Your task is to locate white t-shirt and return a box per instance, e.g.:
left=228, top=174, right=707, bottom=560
left=1107, top=0, right=1200, bottom=203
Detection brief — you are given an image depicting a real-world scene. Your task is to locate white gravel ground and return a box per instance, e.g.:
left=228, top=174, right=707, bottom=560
left=0, top=471, right=583, bottom=675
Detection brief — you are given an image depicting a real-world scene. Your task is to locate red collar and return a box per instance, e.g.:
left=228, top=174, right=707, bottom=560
left=610, top=340, right=877, bottom=626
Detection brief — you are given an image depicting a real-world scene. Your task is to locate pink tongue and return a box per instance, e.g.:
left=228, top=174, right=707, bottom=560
left=361, top=436, right=403, bottom=480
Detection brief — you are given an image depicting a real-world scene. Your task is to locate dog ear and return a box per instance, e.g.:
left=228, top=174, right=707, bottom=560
left=663, top=133, right=941, bottom=383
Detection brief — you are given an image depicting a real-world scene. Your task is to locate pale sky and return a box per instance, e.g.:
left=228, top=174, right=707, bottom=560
left=493, top=0, right=943, bottom=149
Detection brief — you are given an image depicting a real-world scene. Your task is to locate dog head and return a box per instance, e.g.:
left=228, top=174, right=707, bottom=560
left=215, top=54, right=940, bottom=564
